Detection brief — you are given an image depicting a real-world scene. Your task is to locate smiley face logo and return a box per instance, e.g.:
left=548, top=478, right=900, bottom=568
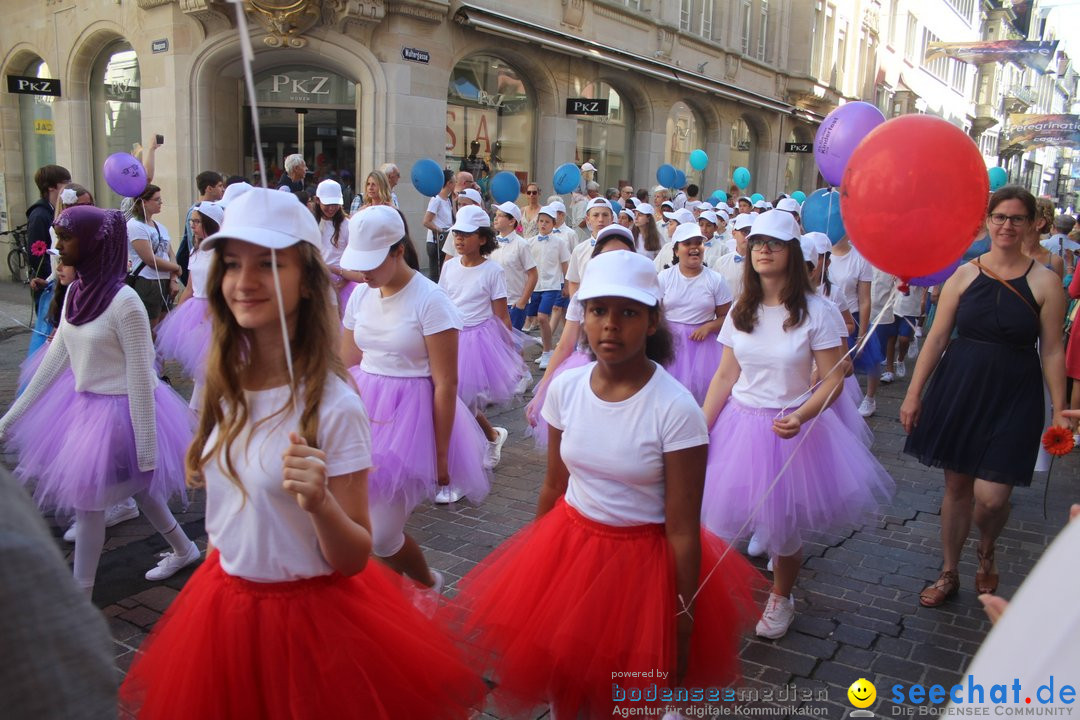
left=848, top=678, right=876, bottom=709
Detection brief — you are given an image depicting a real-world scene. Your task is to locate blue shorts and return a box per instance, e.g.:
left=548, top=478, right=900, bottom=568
left=554, top=284, right=570, bottom=309
left=895, top=316, right=917, bottom=338
left=528, top=290, right=561, bottom=317
left=508, top=305, right=527, bottom=330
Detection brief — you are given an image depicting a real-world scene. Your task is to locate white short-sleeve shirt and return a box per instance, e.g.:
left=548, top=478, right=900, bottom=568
left=491, top=233, right=537, bottom=304
left=529, top=234, right=571, bottom=292
left=827, top=247, right=873, bottom=314
left=205, top=377, right=372, bottom=582
left=342, top=272, right=463, bottom=377
left=895, top=285, right=927, bottom=318
left=718, top=294, right=845, bottom=409
left=564, top=237, right=596, bottom=285
left=713, top=253, right=746, bottom=301
left=541, top=363, right=708, bottom=526
left=425, top=195, right=453, bottom=243
left=438, top=257, right=507, bottom=327
left=657, top=267, right=732, bottom=324
left=187, top=248, right=213, bottom=299
left=319, top=218, right=348, bottom=269
left=126, top=218, right=172, bottom=280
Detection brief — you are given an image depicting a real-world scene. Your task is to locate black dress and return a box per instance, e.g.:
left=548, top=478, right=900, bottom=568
left=905, top=259, right=1044, bottom=486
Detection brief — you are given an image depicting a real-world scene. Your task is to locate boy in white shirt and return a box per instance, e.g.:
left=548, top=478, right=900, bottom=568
left=491, top=201, right=538, bottom=331
left=564, top=197, right=615, bottom=297
left=697, top=210, right=727, bottom=269
left=551, top=201, right=577, bottom=250
left=527, top=207, right=571, bottom=368
left=714, top=213, right=753, bottom=300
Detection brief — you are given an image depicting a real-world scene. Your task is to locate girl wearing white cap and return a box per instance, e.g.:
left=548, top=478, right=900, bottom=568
left=660, top=223, right=733, bottom=404
left=701, top=210, right=893, bottom=640
left=339, top=205, right=491, bottom=588
left=120, top=188, right=485, bottom=718
left=313, top=178, right=356, bottom=312
left=828, top=234, right=884, bottom=417
left=447, top=249, right=760, bottom=718
left=632, top=204, right=663, bottom=260
left=440, top=205, right=530, bottom=473
left=491, top=201, right=538, bottom=331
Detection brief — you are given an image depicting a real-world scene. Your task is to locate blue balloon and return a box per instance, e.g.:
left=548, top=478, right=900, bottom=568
left=673, top=169, right=687, bottom=189
left=802, top=188, right=846, bottom=244
left=750, top=193, right=765, bottom=204
left=553, top=163, right=582, bottom=195
left=689, top=149, right=709, bottom=171
left=988, top=167, right=1008, bottom=192
left=791, top=190, right=806, bottom=203
left=710, top=190, right=728, bottom=203
left=411, top=158, right=444, bottom=197
left=610, top=200, right=623, bottom=215
left=733, top=166, right=751, bottom=190
left=656, top=164, right=678, bottom=188
left=490, top=171, right=520, bottom=204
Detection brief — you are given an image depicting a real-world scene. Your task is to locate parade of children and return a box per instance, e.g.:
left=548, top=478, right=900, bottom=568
left=5, top=104, right=1080, bottom=719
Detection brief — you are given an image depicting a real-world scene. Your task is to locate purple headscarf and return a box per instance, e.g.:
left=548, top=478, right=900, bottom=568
left=53, top=206, right=128, bottom=326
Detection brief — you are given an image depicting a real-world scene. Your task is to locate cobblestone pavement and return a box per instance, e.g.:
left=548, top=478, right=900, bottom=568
left=1, top=280, right=1076, bottom=719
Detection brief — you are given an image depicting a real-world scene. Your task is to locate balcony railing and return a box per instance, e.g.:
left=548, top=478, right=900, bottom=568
left=1004, top=84, right=1037, bottom=109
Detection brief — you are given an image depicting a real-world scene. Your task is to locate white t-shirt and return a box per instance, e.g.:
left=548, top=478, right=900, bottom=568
left=529, top=233, right=571, bottom=292
left=342, top=272, right=463, bottom=377
left=319, top=217, right=348, bottom=268
left=895, top=285, right=927, bottom=318
left=714, top=253, right=746, bottom=300
left=491, top=233, right=536, bottom=304
left=127, top=218, right=172, bottom=280
left=564, top=236, right=596, bottom=285
left=187, top=248, right=212, bottom=299
left=827, top=247, right=872, bottom=314
left=704, top=237, right=727, bottom=269
left=541, top=363, right=708, bottom=526
left=653, top=241, right=677, bottom=272
left=657, top=267, right=732, bottom=324
left=870, top=268, right=897, bottom=325
left=554, top=224, right=578, bottom=251
left=438, top=257, right=507, bottom=327
left=205, top=378, right=372, bottom=582
left=425, top=195, right=453, bottom=244
left=566, top=293, right=585, bottom=324
left=718, top=294, right=845, bottom=409
left=817, top=285, right=852, bottom=340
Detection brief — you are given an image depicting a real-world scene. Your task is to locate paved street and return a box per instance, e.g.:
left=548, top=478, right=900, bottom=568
left=0, top=278, right=1076, bottom=719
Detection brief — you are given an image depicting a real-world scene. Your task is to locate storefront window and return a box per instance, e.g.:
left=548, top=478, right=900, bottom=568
left=19, top=59, right=56, bottom=207
left=91, top=42, right=141, bottom=209
left=447, top=55, right=534, bottom=193
left=729, top=116, right=757, bottom=187
left=665, top=102, right=702, bottom=184
left=572, top=80, right=632, bottom=191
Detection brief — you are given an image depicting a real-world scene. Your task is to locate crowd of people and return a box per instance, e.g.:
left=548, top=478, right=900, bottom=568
left=3, top=153, right=1078, bottom=718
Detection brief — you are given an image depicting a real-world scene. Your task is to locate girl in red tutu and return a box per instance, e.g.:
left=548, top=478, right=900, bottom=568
left=447, top=249, right=762, bottom=718
left=120, top=188, right=484, bottom=719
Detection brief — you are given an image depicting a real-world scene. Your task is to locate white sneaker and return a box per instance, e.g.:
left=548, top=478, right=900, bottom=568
left=755, top=593, right=795, bottom=639
left=907, top=337, right=920, bottom=359
left=484, top=426, right=509, bottom=469
left=514, top=373, right=532, bottom=395
left=857, top=396, right=876, bottom=418
left=914, top=326, right=923, bottom=338
left=537, top=351, right=552, bottom=369
left=895, top=361, right=906, bottom=379
left=434, top=486, right=464, bottom=504
left=747, top=532, right=767, bottom=557
left=144, top=541, right=201, bottom=581
left=64, top=498, right=141, bottom=542
left=414, top=570, right=444, bottom=618
left=879, top=371, right=895, bottom=384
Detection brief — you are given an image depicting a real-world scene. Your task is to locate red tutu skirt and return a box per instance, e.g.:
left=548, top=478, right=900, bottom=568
left=120, top=551, right=486, bottom=719
left=442, top=498, right=763, bottom=718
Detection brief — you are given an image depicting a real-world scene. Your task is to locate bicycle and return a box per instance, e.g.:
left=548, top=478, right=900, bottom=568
left=2, top=224, right=30, bottom=283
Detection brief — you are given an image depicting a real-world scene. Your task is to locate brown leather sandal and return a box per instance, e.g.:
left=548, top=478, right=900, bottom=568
left=919, top=570, right=959, bottom=607
left=976, top=547, right=999, bottom=594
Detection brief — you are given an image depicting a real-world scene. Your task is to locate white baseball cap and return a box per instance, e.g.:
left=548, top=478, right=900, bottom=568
left=738, top=196, right=752, bottom=205
left=660, top=200, right=675, bottom=210
left=777, top=197, right=801, bottom=213
left=315, top=179, right=344, bottom=206
left=494, top=201, right=522, bottom=224
left=635, top=203, right=655, bottom=215
left=203, top=187, right=320, bottom=251
left=753, top=200, right=768, bottom=209
left=586, top=197, right=613, bottom=212
left=672, top=223, right=707, bottom=244
left=538, top=205, right=558, bottom=220
left=698, top=210, right=719, bottom=225
left=195, top=201, right=225, bottom=226
left=596, top=224, right=636, bottom=247
left=619, top=209, right=637, bottom=221
left=663, top=208, right=696, bottom=224
left=450, top=205, right=491, bottom=233
left=715, top=208, right=731, bottom=222
left=581, top=162, right=597, bottom=172
left=549, top=200, right=567, bottom=214
left=220, top=181, right=254, bottom=208
left=341, top=205, right=406, bottom=271
left=732, top=214, right=756, bottom=232
left=803, top=231, right=832, bottom=255
left=749, top=210, right=801, bottom=242
left=799, top=235, right=820, bottom=266
left=458, top=188, right=483, bottom=206
left=577, top=249, right=663, bottom=308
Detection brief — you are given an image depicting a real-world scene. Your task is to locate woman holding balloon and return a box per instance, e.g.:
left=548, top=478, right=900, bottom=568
left=901, top=186, right=1068, bottom=608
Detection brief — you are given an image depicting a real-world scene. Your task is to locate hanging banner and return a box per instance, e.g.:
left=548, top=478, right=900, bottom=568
left=926, top=40, right=1059, bottom=74
left=1005, top=114, right=1080, bottom=150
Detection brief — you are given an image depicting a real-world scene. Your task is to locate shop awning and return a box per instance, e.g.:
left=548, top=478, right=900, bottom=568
left=454, top=3, right=818, bottom=121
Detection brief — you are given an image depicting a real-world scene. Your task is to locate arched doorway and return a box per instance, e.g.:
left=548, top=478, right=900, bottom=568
left=665, top=101, right=702, bottom=184
left=729, top=116, right=758, bottom=189
left=90, top=41, right=141, bottom=209
left=571, top=79, right=632, bottom=190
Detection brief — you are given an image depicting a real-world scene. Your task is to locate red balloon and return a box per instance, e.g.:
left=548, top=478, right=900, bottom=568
left=840, top=115, right=988, bottom=280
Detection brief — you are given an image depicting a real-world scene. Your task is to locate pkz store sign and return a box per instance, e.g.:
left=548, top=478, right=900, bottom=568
left=7, top=74, right=61, bottom=97
left=566, top=98, right=609, bottom=116
left=254, top=67, right=355, bottom=106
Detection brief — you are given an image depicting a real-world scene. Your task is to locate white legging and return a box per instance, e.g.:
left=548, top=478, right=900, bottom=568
left=369, top=496, right=412, bottom=558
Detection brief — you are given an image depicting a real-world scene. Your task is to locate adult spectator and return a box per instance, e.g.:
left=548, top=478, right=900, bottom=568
left=380, top=163, right=401, bottom=209
left=176, top=171, right=224, bottom=287
left=278, top=154, right=307, bottom=192
left=422, top=169, right=455, bottom=281
left=127, top=184, right=182, bottom=329
left=26, top=164, right=71, bottom=297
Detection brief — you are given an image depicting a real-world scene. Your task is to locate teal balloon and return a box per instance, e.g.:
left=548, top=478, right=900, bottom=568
left=988, top=167, right=1008, bottom=191
left=750, top=193, right=765, bottom=204
left=732, top=166, right=751, bottom=190
left=656, top=164, right=678, bottom=188
left=710, top=190, right=728, bottom=203
left=791, top=190, right=806, bottom=203
left=689, top=149, right=709, bottom=171
left=410, top=158, right=444, bottom=197
left=490, top=171, right=520, bottom=203
left=553, top=163, right=582, bottom=194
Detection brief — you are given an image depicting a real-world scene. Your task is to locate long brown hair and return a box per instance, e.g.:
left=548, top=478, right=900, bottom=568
left=632, top=215, right=662, bottom=253
left=185, top=241, right=347, bottom=495
left=314, top=201, right=347, bottom=247
left=732, top=239, right=813, bottom=333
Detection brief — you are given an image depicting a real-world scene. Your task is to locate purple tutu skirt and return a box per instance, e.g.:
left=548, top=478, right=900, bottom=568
left=703, top=399, right=894, bottom=557
left=350, top=368, right=491, bottom=509
left=665, top=321, right=723, bottom=404
left=337, top=280, right=358, bottom=311
left=155, top=297, right=211, bottom=379
left=831, top=389, right=874, bottom=449
left=843, top=374, right=863, bottom=407
left=458, top=316, right=531, bottom=412
left=6, top=380, right=194, bottom=514
left=525, top=350, right=591, bottom=448
left=18, top=343, right=49, bottom=392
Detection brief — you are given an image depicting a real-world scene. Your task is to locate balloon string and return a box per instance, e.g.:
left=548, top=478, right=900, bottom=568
left=228, top=0, right=296, bottom=393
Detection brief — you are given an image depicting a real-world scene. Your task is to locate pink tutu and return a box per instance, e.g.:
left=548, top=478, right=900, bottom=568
left=155, top=297, right=211, bottom=379
left=18, top=343, right=49, bottom=392
left=350, top=368, right=491, bottom=509
left=703, top=399, right=894, bottom=557
left=525, top=350, right=591, bottom=448
left=665, top=321, right=723, bottom=404
left=6, top=380, right=194, bottom=514
left=458, top=316, right=531, bottom=412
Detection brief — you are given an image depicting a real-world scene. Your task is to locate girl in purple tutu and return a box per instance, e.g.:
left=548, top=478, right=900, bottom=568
left=340, top=205, right=491, bottom=595
left=702, top=210, right=894, bottom=640
left=1, top=205, right=199, bottom=594
left=658, top=222, right=733, bottom=404
left=313, top=179, right=357, bottom=313
left=155, top=201, right=221, bottom=393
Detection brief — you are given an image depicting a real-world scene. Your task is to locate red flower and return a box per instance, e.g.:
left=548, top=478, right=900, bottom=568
left=1042, top=426, right=1074, bottom=457
left=30, top=240, right=48, bottom=257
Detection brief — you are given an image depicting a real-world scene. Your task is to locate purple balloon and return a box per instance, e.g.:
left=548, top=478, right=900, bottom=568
left=814, top=102, right=885, bottom=186
left=103, top=152, right=148, bottom=198
left=909, top=257, right=962, bottom=287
